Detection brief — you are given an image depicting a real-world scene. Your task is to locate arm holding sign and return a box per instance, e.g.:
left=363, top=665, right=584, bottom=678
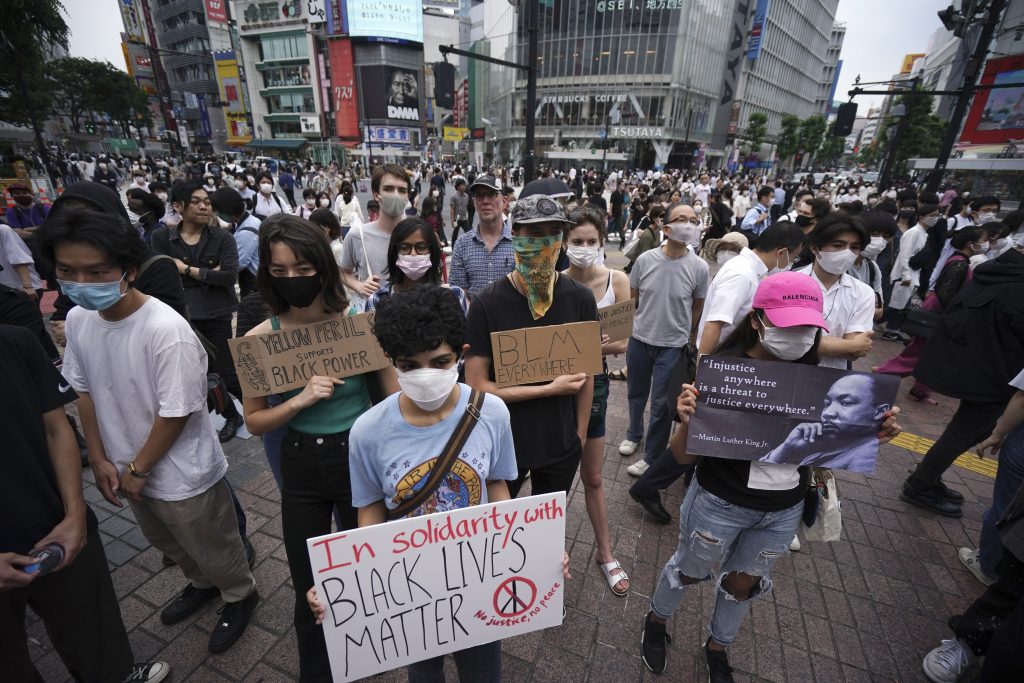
left=669, top=384, right=699, bottom=465
left=243, top=375, right=345, bottom=435
left=464, top=355, right=588, bottom=403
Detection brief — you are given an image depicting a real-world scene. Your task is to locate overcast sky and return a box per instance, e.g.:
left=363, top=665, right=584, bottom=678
left=66, top=0, right=949, bottom=115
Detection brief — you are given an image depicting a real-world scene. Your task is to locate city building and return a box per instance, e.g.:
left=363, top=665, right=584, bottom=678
left=816, top=22, right=846, bottom=115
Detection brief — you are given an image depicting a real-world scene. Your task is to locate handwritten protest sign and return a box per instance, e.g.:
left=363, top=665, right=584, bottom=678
left=490, top=321, right=602, bottom=388
left=598, top=299, right=635, bottom=343
left=687, top=356, right=899, bottom=472
left=227, top=313, right=389, bottom=398
left=307, top=493, right=566, bottom=681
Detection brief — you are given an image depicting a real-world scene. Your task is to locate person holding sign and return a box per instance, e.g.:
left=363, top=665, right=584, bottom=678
left=308, top=286, right=521, bottom=680
left=562, top=207, right=632, bottom=596
left=639, top=272, right=902, bottom=678
left=241, top=215, right=398, bottom=682
left=464, top=195, right=597, bottom=498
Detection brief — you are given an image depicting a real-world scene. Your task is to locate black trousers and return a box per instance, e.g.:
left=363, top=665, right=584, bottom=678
left=950, top=551, right=1024, bottom=673
left=450, top=218, right=470, bottom=245
left=507, top=443, right=583, bottom=498
left=0, top=526, right=133, bottom=682
left=283, top=187, right=296, bottom=208
left=911, top=399, right=1006, bottom=486
left=193, top=316, right=241, bottom=417
left=631, top=446, right=696, bottom=501
left=281, top=429, right=358, bottom=682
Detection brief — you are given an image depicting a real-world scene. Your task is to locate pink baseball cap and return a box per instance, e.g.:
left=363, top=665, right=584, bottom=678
left=752, top=272, right=829, bottom=332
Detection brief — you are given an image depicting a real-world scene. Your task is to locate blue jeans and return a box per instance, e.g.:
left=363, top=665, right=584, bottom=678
left=626, top=338, right=684, bottom=464
left=980, top=422, right=1024, bottom=576
left=407, top=640, right=501, bottom=683
left=651, top=482, right=802, bottom=646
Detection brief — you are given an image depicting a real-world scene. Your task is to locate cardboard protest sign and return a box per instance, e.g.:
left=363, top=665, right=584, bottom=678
left=227, top=313, right=389, bottom=398
left=490, top=321, right=603, bottom=388
left=598, top=298, right=635, bottom=343
left=687, top=356, right=899, bottom=473
left=307, top=493, right=566, bottom=681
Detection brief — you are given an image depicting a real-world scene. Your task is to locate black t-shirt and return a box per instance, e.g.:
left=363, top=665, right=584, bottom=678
left=695, top=353, right=809, bottom=512
left=0, top=325, right=96, bottom=554
left=466, top=275, right=599, bottom=469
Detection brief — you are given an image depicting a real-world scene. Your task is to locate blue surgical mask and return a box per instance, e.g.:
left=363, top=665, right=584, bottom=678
left=58, top=273, right=128, bottom=311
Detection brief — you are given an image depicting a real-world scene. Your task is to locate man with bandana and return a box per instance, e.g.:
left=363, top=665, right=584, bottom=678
left=465, top=195, right=598, bottom=497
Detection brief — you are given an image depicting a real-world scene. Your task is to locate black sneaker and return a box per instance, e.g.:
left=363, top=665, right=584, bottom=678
left=641, top=611, right=671, bottom=674
left=121, top=661, right=170, bottom=682
left=938, top=480, right=965, bottom=503
left=160, top=583, right=220, bottom=625
left=218, top=413, right=243, bottom=442
left=901, top=479, right=963, bottom=518
left=208, top=590, right=260, bottom=654
left=703, top=639, right=735, bottom=683
left=161, top=554, right=176, bottom=567
left=629, top=486, right=672, bottom=524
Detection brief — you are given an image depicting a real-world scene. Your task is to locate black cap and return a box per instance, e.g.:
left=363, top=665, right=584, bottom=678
left=470, top=174, right=501, bottom=192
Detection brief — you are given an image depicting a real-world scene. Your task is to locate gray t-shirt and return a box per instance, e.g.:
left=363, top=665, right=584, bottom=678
left=340, top=220, right=391, bottom=286
left=628, top=246, right=709, bottom=347
left=450, top=192, right=469, bottom=221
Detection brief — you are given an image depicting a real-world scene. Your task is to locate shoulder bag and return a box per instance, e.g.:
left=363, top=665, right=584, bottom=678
left=387, top=389, right=486, bottom=521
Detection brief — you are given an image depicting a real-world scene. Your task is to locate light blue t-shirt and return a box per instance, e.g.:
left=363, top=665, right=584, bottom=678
left=349, top=383, right=518, bottom=517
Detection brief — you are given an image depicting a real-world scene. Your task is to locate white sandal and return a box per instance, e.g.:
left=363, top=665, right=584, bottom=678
left=599, top=560, right=630, bottom=597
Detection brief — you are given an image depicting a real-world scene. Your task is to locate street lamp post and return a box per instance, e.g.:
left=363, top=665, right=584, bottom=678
left=878, top=102, right=907, bottom=190
left=257, top=124, right=264, bottom=159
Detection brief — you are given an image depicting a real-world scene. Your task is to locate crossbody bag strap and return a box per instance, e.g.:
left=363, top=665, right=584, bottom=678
left=387, top=389, right=485, bottom=521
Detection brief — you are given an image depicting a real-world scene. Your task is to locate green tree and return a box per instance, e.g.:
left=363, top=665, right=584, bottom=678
left=798, top=115, right=827, bottom=167
left=776, top=114, right=801, bottom=166
left=819, top=134, right=846, bottom=166
left=885, top=86, right=945, bottom=177
left=742, top=111, right=768, bottom=157
left=0, top=0, right=69, bottom=179
left=48, top=57, right=107, bottom=134
left=87, top=61, right=152, bottom=138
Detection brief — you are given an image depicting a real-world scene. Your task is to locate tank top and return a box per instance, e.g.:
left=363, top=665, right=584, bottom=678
left=271, top=315, right=371, bottom=435
left=596, top=270, right=616, bottom=308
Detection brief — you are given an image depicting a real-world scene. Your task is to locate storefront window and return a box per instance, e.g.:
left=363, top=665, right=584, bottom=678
left=259, top=35, right=307, bottom=61
left=261, top=66, right=313, bottom=88
left=266, top=93, right=315, bottom=114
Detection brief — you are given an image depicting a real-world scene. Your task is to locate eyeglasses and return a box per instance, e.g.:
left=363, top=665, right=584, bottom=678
left=667, top=218, right=702, bottom=226
left=397, top=242, right=431, bottom=255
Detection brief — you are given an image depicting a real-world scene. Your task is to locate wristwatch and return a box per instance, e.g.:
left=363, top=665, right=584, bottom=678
left=129, top=461, right=150, bottom=479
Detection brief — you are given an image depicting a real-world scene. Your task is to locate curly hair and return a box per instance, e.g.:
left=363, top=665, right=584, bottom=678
left=35, top=207, right=147, bottom=276
left=372, top=285, right=466, bottom=360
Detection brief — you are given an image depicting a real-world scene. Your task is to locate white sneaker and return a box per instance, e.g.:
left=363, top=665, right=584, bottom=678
left=922, top=638, right=975, bottom=683
left=627, top=460, right=649, bottom=477
left=619, top=439, right=641, bottom=456
left=957, top=547, right=996, bottom=586
left=789, top=534, right=801, bottom=552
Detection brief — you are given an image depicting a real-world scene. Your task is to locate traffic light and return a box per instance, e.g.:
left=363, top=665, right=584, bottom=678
left=85, top=122, right=96, bottom=135
left=834, top=103, right=858, bottom=137
left=434, top=62, right=455, bottom=109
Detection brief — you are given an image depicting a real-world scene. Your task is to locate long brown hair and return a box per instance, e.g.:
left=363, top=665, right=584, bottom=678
left=256, top=213, right=348, bottom=315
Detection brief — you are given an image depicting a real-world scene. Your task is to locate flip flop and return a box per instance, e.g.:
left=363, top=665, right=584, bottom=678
left=609, top=368, right=628, bottom=381
left=907, top=389, right=939, bottom=406
left=599, top=559, right=630, bottom=597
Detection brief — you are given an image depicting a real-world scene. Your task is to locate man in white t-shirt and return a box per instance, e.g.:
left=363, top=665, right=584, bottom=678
left=694, top=174, right=712, bottom=205
left=39, top=209, right=259, bottom=655
left=794, top=213, right=875, bottom=370
left=339, top=164, right=409, bottom=303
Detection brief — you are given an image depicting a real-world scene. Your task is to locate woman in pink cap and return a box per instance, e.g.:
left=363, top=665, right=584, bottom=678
left=638, top=271, right=902, bottom=681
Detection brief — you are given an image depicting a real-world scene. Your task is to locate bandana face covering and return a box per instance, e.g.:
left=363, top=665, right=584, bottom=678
left=512, top=234, right=562, bottom=319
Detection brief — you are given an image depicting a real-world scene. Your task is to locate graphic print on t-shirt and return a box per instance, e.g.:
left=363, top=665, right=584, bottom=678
left=391, top=457, right=483, bottom=516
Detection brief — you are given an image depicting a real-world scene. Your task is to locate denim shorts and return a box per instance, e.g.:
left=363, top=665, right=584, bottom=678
left=587, top=373, right=610, bottom=439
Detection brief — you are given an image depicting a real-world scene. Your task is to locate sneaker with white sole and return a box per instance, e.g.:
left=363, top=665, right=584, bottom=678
left=789, top=534, right=801, bottom=552
left=627, top=460, right=650, bottom=477
left=121, top=662, right=170, bottom=683
left=957, top=547, right=996, bottom=586
left=922, top=638, right=975, bottom=683
left=619, top=439, right=641, bottom=456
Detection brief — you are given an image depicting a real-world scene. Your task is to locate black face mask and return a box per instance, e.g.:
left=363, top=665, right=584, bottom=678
left=794, top=215, right=813, bottom=228
left=270, top=274, right=322, bottom=309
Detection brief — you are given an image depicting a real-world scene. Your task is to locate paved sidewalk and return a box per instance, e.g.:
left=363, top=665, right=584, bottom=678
left=27, top=265, right=997, bottom=682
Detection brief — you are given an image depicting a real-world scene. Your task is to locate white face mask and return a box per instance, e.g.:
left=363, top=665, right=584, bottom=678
left=768, top=250, right=792, bottom=275
left=566, top=245, right=602, bottom=268
left=665, top=222, right=701, bottom=248
left=991, top=237, right=1008, bottom=252
left=976, top=211, right=997, bottom=224
left=305, top=198, right=316, bottom=207
left=758, top=317, right=818, bottom=361
left=396, top=365, right=460, bottom=411
left=816, top=248, right=859, bottom=275
left=862, top=236, right=886, bottom=259
left=716, top=250, right=737, bottom=265
left=922, top=215, right=940, bottom=227
left=126, top=209, right=142, bottom=224
left=259, top=183, right=273, bottom=194
left=319, top=198, right=330, bottom=208
left=234, top=180, right=245, bottom=190
left=156, top=192, right=168, bottom=202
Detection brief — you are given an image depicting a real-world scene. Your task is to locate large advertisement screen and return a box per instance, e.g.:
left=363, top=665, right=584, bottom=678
left=346, top=0, right=423, bottom=43
left=961, top=55, right=1024, bottom=146
left=359, top=64, right=422, bottom=124
left=327, top=38, right=361, bottom=140
left=213, top=51, right=252, bottom=145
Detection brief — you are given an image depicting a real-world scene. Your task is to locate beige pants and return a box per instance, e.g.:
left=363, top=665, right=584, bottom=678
left=131, top=478, right=256, bottom=603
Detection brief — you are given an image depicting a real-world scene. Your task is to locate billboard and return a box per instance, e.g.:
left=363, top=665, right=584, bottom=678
left=359, top=64, right=422, bottom=124
left=213, top=51, right=252, bottom=145
left=118, top=0, right=147, bottom=44
left=346, top=0, right=423, bottom=43
left=204, top=0, right=228, bottom=24
left=747, top=0, right=771, bottom=61
left=961, top=55, right=1024, bottom=146
left=900, top=53, right=925, bottom=75
left=327, top=39, right=361, bottom=140
left=238, top=0, right=306, bottom=29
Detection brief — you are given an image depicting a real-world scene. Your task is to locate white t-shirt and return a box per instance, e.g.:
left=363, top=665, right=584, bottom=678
left=796, top=266, right=876, bottom=370
left=0, top=225, right=41, bottom=290
left=696, top=247, right=767, bottom=348
left=62, top=297, right=227, bottom=501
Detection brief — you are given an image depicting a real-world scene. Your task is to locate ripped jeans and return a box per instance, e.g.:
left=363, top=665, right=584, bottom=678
left=651, top=482, right=802, bottom=646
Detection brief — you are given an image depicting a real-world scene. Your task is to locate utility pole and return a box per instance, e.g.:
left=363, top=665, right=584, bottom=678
left=524, top=0, right=539, bottom=182
left=601, top=115, right=610, bottom=171
left=926, top=0, right=1007, bottom=193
